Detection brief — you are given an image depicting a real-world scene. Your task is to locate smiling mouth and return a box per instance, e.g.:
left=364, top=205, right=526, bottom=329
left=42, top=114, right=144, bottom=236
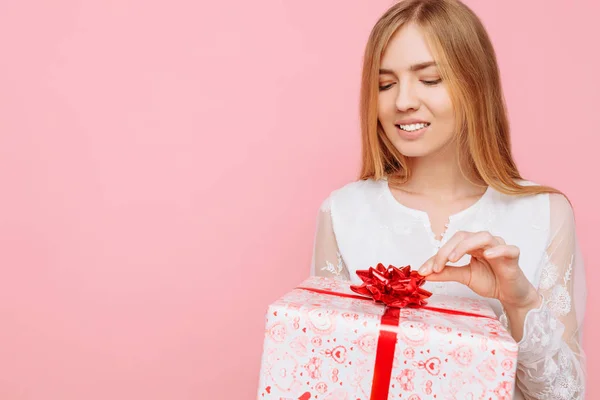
left=395, top=122, right=431, bottom=132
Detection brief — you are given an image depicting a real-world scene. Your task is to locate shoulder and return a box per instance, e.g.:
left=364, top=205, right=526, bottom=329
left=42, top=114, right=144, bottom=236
left=546, top=190, right=575, bottom=228
left=491, top=178, right=574, bottom=225
left=491, top=178, right=548, bottom=204
left=509, top=179, right=570, bottom=208
left=515, top=180, right=577, bottom=234
left=319, top=178, right=383, bottom=212
left=497, top=179, right=552, bottom=208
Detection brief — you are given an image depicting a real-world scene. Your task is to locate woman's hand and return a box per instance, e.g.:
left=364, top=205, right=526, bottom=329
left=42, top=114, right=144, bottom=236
left=418, top=231, right=541, bottom=311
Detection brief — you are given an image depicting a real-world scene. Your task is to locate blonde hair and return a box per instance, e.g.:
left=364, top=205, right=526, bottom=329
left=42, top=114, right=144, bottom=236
left=358, top=0, right=565, bottom=199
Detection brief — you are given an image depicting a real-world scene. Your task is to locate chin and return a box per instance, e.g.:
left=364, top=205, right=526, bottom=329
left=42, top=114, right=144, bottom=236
left=390, top=141, right=435, bottom=158
left=389, top=134, right=455, bottom=158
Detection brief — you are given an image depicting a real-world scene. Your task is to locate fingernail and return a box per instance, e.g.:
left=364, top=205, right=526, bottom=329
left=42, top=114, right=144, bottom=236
left=418, top=262, right=431, bottom=275
left=484, top=249, right=498, bottom=257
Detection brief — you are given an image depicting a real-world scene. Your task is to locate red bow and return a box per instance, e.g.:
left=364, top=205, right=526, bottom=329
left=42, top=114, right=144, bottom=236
left=350, top=264, right=432, bottom=308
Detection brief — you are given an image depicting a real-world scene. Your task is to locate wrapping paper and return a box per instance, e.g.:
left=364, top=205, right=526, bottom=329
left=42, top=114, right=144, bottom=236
left=257, top=276, right=518, bottom=400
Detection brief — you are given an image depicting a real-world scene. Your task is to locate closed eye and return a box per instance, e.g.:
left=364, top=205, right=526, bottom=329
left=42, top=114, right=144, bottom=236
left=379, top=79, right=442, bottom=91
left=422, top=79, right=442, bottom=86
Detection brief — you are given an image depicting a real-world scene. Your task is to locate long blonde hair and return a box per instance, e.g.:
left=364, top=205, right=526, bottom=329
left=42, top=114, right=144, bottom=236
left=359, top=0, right=565, bottom=199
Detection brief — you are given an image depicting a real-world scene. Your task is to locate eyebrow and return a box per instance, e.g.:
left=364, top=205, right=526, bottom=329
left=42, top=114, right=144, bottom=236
left=379, top=61, right=438, bottom=75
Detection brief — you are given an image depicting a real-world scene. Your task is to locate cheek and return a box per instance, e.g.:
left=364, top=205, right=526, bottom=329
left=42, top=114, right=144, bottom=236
left=426, top=90, right=454, bottom=119
left=377, top=93, right=396, bottom=119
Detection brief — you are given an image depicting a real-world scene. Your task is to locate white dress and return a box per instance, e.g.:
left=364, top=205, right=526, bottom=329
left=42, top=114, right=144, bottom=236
left=309, top=177, right=586, bottom=400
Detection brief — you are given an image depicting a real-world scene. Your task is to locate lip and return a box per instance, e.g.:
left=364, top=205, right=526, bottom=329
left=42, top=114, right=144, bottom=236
left=394, top=119, right=430, bottom=125
left=395, top=123, right=429, bottom=140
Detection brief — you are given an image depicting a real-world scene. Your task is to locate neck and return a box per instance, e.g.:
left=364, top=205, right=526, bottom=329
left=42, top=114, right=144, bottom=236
left=395, top=145, right=485, bottom=200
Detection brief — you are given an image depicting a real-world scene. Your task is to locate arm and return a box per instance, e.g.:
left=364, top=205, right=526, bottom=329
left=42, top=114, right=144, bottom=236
left=502, top=193, right=586, bottom=399
left=310, top=196, right=351, bottom=281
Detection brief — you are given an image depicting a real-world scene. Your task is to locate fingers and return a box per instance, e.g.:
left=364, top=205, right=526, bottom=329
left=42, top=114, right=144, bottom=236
left=418, top=231, right=468, bottom=276
left=418, top=231, right=506, bottom=277
left=483, top=244, right=520, bottom=260
left=425, top=264, right=471, bottom=285
left=418, top=256, right=435, bottom=276
left=446, top=231, right=502, bottom=268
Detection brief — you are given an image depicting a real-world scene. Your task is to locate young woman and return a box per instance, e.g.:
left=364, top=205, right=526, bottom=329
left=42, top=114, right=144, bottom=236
left=310, top=0, right=586, bottom=398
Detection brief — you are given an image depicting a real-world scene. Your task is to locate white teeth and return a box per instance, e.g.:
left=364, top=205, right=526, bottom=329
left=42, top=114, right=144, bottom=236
left=398, top=122, right=429, bottom=132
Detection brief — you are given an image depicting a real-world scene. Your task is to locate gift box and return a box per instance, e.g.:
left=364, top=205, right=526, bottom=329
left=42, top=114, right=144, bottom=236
left=256, top=272, right=518, bottom=399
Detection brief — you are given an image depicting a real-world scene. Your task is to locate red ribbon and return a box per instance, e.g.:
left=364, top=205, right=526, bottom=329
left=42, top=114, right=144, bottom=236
left=370, top=306, right=400, bottom=400
left=296, top=286, right=492, bottom=320
left=350, top=264, right=432, bottom=308
left=297, top=264, right=493, bottom=400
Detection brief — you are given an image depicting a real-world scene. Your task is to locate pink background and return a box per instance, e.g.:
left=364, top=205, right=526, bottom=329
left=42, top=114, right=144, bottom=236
left=0, top=1, right=597, bottom=399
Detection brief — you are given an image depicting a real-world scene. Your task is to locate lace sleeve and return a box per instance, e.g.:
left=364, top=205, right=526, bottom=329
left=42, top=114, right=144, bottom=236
left=511, top=193, right=587, bottom=399
left=309, top=196, right=351, bottom=281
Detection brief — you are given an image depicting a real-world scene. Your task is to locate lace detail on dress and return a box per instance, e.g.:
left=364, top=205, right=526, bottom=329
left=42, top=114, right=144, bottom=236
left=552, top=350, right=584, bottom=400
left=518, top=298, right=560, bottom=358
left=499, top=193, right=585, bottom=399
left=516, top=301, right=583, bottom=399
left=539, top=253, right=560, bottom=290
left=546, top=254, right=574, bottom=317
left=548, top=285, right=572, bottom=317
left=320, top=251, right=346, bottom=279
left=500, top=298, right=583, bottom=400
left=312, top=196, right=351, bottom=282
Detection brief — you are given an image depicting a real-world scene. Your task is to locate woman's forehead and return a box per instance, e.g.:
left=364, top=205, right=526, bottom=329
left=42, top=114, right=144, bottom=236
left=380, top=25, right=438, bottom=73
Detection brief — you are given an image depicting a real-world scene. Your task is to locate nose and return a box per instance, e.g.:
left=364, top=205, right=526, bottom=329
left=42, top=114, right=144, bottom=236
left=395, top=80, right=420, bottom=112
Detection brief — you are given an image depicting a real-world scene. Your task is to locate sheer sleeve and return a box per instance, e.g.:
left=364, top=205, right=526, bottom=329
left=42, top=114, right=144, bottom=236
left=506, top=193, right=587, bottom=399
left=309, top=195, right=351, bottom=281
